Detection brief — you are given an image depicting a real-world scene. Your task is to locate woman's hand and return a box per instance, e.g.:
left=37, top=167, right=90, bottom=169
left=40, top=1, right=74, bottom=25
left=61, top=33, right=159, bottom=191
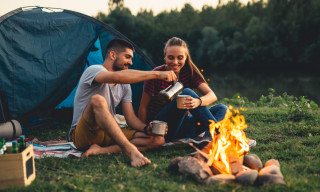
left=183, top=96, right=202, bottom=109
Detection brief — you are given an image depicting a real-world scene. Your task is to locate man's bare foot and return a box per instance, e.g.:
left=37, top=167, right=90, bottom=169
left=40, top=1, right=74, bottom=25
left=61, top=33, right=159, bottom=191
left=81, top=144, right=151, bottom=167
left=126, top=147, right=151, bottom=167
left=81, top=144, right=104, bottom=157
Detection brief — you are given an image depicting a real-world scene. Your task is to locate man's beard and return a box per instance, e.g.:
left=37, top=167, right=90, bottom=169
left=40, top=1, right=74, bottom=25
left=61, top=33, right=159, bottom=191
left=112, top=58, right=123, bottom=71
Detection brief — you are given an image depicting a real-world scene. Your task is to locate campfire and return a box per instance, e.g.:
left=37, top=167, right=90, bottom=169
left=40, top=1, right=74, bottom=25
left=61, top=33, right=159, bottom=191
left=206, top=106, right=249, bottom=175
left=168, top=106, right=285, bottom=186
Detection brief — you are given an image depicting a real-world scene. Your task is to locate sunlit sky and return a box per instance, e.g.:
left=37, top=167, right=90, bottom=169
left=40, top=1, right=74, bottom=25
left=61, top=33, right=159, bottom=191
left=0, top=0, right=252, bottom=17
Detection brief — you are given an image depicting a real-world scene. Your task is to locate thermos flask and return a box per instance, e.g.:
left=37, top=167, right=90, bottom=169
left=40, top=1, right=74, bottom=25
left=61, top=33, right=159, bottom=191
left=158, top=81, right=183, bottom=104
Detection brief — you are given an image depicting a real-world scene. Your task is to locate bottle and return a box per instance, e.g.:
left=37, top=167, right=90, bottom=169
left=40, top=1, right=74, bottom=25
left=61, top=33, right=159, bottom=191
left=158, top=81, right=183, bottom=104
left=11, top=141, right=18, bottom=153
left=0, top=139, right=3, bottom=155
left=0, top=138, right=3, bottom=148
left=3, top=142, right=7, bottom=154
left=19, top=135, right=26, bottom=152
left=0, top=138, right=7, bottom=155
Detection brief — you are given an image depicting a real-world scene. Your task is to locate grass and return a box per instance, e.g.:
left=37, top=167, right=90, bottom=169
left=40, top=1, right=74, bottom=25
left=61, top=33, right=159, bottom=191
left=2, top=106, right=320, bottom=192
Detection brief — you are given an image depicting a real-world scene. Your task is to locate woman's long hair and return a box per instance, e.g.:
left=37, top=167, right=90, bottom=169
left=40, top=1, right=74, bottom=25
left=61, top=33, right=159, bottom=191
left=164, top=37, right=207, bottom=84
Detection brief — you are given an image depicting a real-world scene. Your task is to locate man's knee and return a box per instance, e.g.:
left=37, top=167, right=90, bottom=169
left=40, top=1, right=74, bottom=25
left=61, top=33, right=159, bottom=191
left=90, top=94, right=108, bottom=109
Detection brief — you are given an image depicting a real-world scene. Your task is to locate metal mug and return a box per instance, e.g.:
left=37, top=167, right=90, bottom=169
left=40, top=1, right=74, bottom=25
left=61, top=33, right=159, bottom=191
left=151, top=120, right=167, bottom=135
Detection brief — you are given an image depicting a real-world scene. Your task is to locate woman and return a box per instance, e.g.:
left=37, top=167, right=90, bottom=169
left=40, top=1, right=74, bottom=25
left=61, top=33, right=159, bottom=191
left=138, top=37, right=227, bottom=141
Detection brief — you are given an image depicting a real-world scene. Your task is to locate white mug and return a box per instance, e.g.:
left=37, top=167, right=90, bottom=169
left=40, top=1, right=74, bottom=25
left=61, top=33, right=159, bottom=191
left=151, top=120, right=167, bottom=135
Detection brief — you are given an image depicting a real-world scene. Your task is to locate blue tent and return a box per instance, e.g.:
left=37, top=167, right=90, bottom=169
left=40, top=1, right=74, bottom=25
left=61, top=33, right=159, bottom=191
left=0, top=7, right=155, bottom=119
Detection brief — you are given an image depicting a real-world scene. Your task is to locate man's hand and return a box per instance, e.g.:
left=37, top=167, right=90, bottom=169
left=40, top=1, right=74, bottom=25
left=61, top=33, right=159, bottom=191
left=144, top=123, right=168, bottom=136
left=158, top=71, right=177, bottom=82
left=144, top=124, right=152, bottom=136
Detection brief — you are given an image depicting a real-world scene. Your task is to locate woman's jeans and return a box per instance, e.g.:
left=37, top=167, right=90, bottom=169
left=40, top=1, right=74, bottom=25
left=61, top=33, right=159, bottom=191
left=154, top=88, right=228, bottom=141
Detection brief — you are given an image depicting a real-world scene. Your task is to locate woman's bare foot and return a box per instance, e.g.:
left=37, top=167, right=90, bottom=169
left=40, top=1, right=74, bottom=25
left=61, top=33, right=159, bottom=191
left=81, top=144, right=104, bottom=157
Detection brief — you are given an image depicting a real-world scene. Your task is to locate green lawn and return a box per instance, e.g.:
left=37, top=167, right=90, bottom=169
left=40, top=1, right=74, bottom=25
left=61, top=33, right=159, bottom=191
left=2, top=106, right=320, bottom=192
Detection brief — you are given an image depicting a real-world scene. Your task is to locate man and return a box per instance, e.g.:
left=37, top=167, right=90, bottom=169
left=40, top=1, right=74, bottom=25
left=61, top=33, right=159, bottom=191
left=69, top=38, right=177, bottom=167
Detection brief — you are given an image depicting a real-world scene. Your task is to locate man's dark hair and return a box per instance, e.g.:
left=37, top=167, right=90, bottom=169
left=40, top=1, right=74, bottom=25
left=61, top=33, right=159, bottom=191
left=105, top=38, right=134, bottom=58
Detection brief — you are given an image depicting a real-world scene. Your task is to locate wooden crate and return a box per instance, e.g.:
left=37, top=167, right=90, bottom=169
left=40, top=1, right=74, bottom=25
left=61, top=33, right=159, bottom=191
left=0, top=144, right=36, bottom=190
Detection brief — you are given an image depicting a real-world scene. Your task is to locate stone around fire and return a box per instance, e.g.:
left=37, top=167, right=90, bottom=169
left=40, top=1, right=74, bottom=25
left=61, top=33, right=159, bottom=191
left=178, top=156, right=213, bottom=183
left=243, top=154, right=263, bottom=171
left=255, top=174, right=286, bottom=186
left=236, top=169, right=258, bottom=185
left=259, top=165, right=284, bottom=179
left=255, top=159, right=286, bottom=186
left=265, top=159, right=280, bottom=168
left=205, top=174, right=236, bottom=185
left=168, top=156, right=183, bottom=173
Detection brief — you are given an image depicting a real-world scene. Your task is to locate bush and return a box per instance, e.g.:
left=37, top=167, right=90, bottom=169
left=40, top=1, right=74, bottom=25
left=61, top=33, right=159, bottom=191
left=221, top=88, right=319, bottom=121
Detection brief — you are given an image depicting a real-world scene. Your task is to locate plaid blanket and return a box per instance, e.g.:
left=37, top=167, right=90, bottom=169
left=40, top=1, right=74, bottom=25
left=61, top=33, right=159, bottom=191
left=4, top=139, right=81, bottom=159
left=28, top=138, right=211, bottom=159
left=32, top=142, right=82, bottom=159
left=21, top=137, right=255, bottom=159
left=163, top=138, right=210, bottom=146
left=12, top=137, right=262, bottom=159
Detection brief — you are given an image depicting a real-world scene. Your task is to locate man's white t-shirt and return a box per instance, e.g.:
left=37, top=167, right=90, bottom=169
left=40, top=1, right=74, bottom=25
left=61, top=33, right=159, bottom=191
left=68, top=65, right=132, bottom=140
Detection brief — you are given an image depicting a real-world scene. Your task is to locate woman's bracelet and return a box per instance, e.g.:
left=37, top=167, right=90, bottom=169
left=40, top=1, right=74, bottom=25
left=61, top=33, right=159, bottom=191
left=144, top=125, right=149, bottom=135
left=198, top=98, right=202, bottom=107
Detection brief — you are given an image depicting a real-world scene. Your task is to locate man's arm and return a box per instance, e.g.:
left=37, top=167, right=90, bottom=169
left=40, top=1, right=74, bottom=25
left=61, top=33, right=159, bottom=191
left=95, top=69, right=177, bottom=84
left=138, top=91, right=152, bottom=123
left=121, top=102, right=146, bottom=132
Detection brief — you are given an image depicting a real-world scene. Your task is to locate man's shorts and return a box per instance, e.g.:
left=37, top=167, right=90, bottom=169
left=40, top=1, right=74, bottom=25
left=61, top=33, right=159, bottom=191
left=72, top=115, right=136, bottom=151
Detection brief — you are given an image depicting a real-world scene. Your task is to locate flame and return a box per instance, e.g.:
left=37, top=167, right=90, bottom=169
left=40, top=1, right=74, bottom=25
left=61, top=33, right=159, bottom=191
left=206, top=106, right=250, bottom=174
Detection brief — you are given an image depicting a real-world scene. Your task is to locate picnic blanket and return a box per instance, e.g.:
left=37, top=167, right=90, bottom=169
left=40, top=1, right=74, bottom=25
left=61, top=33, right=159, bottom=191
left=29, top=139, right=82, bottom=159
left=25, top=138, right=210, bottom=159
left=163, top=138, right=210, bottom=146
left=7, top=137, right=255, bottom=159
left=4, top=139, right=81, bottom=159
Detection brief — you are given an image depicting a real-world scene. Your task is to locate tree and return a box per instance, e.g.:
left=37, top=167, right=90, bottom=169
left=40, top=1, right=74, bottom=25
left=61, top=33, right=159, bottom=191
left=196, top=26, right=226, bottom=70
left=94, top=0, right=320, bottom=71
left=108, top=0, right=124, bottom=11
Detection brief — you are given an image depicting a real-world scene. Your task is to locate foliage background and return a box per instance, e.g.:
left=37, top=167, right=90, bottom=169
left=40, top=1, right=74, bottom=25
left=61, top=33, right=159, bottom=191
left=96, top=0, right=320, bottom=72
